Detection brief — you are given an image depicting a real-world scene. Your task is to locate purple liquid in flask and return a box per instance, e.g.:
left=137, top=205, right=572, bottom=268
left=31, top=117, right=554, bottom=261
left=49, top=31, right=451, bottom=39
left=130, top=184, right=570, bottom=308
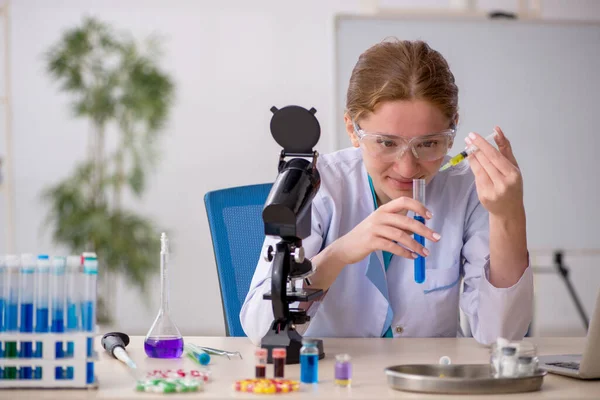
left=144, top=233, right=184, bottom=359
left=144, top=337, right=184, bottom=358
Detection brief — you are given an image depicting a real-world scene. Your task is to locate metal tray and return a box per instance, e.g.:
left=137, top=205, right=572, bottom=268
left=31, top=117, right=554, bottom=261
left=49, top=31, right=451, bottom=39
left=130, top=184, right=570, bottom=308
left=385, top=364, right=546, bottom=395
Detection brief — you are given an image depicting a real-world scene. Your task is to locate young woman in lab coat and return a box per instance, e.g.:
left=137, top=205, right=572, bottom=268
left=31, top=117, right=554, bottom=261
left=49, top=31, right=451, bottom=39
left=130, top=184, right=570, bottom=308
left=241, top=39, right=532, bottom=345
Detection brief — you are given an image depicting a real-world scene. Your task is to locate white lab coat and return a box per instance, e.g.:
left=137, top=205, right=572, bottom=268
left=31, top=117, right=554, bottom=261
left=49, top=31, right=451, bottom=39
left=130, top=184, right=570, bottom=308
left=240, top=147, right=533, bottom=345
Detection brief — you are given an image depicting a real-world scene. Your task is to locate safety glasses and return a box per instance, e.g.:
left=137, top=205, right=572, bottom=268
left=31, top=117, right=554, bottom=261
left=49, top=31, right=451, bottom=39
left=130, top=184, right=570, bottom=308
left=353, top=121, right=456, bottom=162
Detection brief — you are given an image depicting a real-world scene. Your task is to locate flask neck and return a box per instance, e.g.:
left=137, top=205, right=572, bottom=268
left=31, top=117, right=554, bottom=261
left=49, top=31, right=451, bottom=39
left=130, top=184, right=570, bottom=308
left=160, top=252, right=170, bottom=312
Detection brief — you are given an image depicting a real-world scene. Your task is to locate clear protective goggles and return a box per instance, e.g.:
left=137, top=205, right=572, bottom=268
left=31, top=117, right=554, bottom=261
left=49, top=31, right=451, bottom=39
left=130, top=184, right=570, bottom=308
left=353, top=121, right=456, bottom=162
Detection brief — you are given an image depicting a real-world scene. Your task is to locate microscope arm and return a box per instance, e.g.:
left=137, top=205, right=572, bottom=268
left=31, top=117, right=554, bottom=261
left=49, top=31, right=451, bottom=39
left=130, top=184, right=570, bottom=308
left=271, top=242, right=290, bottom=322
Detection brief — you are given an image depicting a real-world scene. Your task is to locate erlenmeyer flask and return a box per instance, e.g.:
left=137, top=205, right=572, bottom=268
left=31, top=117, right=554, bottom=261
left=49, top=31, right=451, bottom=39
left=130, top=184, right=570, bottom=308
left=144, top=233, right=184, bottom=358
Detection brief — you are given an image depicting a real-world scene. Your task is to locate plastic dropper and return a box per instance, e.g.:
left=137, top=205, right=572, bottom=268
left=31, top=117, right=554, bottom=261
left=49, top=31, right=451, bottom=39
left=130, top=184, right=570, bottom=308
left=439, top=131, right=498, bottom=171
left=102, top=332, right=141, bottom=380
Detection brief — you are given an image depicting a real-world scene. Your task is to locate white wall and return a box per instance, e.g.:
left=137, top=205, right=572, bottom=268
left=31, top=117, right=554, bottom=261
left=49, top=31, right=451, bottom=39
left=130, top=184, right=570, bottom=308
left=6, top=0, right=361, bottom=336
left=334, top=14, right=600, bottom=337
left=3, top=0, right=600, bottom=337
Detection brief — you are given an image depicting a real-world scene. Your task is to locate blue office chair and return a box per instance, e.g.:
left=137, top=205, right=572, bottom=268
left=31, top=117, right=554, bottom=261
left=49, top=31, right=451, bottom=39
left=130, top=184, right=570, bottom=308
left=204, top=183, right=273, bottom=337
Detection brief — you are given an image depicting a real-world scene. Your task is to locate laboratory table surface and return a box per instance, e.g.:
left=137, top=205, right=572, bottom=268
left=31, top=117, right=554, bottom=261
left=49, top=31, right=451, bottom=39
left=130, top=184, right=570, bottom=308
left=2, top=336, right=599, bottom=399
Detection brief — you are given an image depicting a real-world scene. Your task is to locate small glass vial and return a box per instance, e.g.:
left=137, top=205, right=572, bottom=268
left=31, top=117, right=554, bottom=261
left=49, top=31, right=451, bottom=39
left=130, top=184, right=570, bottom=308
left=334, top=354, right=351, bottom=387
left=300, top=339, right=319, bottom=384
left=489, top=338, right=509, bottom=377
left=255, top=348, right=267, bottom=379
left=500, top=346, right=517, bottom=377
left=272, top=348, right=286, bottom=379
left=439, top=356, right=452, bottom=365
left=517, top=356, right=535, bottom=377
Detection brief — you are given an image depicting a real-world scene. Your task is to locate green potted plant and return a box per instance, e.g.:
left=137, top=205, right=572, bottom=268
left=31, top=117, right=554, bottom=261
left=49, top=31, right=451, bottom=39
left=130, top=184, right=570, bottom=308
left=43, top=17, right=175, bottom=323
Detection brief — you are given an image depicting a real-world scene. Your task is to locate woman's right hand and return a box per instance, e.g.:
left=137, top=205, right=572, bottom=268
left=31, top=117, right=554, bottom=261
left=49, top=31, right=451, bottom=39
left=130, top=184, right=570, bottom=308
left=334, top=196, right=441, bottom=266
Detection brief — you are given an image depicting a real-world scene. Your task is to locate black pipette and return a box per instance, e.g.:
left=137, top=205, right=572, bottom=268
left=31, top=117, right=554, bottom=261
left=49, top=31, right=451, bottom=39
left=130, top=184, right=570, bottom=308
left=102, top=332, right=138, bottom=371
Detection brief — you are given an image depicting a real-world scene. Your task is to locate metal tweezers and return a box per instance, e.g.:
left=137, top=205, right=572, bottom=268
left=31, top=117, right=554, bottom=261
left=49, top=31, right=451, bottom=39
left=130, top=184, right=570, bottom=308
left=195, top=346, right=243, bottom=360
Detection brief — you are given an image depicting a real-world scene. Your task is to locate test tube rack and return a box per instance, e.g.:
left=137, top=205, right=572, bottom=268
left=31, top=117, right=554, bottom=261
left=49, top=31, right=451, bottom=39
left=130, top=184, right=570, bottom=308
left=0, top=331, right=98, bottom=388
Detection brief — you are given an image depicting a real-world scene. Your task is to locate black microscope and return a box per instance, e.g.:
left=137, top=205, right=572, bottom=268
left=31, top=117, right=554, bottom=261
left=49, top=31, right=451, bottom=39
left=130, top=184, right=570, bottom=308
left=260, top=105, right=326, bottom=364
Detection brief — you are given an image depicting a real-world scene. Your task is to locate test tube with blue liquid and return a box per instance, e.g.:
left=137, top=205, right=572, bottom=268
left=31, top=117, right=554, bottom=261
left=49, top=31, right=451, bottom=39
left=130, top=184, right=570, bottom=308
left=35, top=254, right=50, bottom=379
left=82, top=254, right=98, bottom=384
left=144, top=233, right=184, bottom=358
left=0, top=256, right=6, bottom=378
left=0, top=258, right=5, bottom=343
left=66, top=256, right=81, bottom=336
left=19, top=254, right=36, bottom=379
left=51, top=256, right=67, bottom=379
left=65, top=256, right=83, bottom=379
left=413, top=179, right=426, bottom=284
left=4, top=255, right=20, bottom=379
left=65, top=255, right=81, bottom=379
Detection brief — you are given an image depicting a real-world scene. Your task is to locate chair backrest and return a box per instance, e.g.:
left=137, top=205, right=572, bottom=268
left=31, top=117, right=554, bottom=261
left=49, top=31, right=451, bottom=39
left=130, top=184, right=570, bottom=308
left=204, top=183, right=272, bottom=337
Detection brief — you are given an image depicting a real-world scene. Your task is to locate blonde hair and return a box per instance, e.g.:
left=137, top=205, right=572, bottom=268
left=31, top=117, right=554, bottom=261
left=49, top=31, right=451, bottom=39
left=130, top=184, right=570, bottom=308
left=346, top=39, right=458, bottom=123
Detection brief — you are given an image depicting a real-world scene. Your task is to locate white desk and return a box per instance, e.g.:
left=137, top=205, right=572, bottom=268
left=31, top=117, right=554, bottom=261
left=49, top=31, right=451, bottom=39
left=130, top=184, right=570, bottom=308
left=4, top=336, right=599, bottom=399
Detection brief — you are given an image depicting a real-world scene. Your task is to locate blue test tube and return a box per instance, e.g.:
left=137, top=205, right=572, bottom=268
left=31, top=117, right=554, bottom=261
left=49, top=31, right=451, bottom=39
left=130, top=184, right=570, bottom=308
left=82, top=254, right=98, bottom=384
left=66, top=256, right=81, bottom=335
left=0, top=255, right=5, bottom=333
left=19, top=254, right=36, bottom=379
left=64, top=256, right=81, bottom=380
left=65, top=255, right=81, bottom=355
left=4, top=255, right=20, bottom=380
left=35, top=254, right=51, bottom=379
left=0, top=256, right=6, bottom=378
left=51, top=256, right=67, bottom=379
left=413, top=179, right=426, bottom=284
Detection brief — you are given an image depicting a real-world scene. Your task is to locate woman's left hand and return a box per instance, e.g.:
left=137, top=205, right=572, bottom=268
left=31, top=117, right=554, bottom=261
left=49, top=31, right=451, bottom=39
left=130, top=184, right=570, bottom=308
left=465, top=127, right=524, bottom=217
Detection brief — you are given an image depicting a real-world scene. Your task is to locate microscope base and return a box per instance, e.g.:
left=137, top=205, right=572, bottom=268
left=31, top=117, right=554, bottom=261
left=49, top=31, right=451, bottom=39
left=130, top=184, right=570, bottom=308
left=261, top=325, right=325, bottom=364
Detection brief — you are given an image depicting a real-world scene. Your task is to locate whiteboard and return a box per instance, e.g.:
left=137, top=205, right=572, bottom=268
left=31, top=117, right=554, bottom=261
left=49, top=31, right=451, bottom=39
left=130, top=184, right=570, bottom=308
left=335, top=16, right=600, bottom=250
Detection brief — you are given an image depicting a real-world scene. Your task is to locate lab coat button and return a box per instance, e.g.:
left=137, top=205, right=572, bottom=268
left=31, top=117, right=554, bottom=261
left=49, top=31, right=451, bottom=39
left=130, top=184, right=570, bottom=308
left=395, top=326, right=404, bottom=334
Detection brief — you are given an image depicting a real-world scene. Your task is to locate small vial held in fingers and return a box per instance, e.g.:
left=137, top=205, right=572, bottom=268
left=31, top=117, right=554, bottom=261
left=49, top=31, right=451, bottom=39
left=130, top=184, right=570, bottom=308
left=440, top=131, right=498, bottom=171
left=413, top=179, right=426, bottom=284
